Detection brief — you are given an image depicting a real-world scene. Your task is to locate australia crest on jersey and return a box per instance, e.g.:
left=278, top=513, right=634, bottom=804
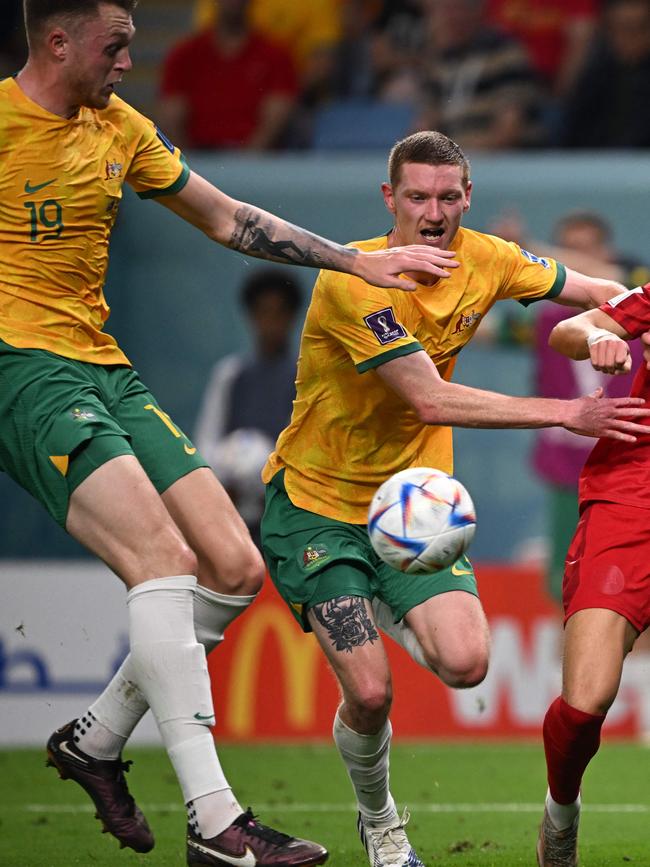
left=301, top=544, right=330, bottom=570
left=452, top=308, right=482, bottom=335
left=364, top=307, right=407, bottom=345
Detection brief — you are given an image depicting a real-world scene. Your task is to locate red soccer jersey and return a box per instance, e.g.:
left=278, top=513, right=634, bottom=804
left=486, top=0, right=598, bottom=83
left=160, top=29, right=298, bottom=149
left=579, top=284, right=650, bottom=509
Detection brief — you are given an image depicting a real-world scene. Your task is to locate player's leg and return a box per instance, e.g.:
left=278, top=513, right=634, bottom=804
left=77, top=473, right=262, bottom=762
left=373, top=554, right=489, bottom=688
left=56, top=377, right=246, bottom=839
left=75, top=382, right=261, bottom=835
left=307, top=593, right=423, bottom=867
left=404, top=590, right=489, bottom=687
left=76, top=381, right=263, bottom=761
left=537, top=608, right=635, bottom=867
left=64, top=451, right=328, bottom=865
left=0, top=353, right=167, bottom=852
left=67, top=378, right=326, bottom=863
left=64, top=452, right=240, bottom=828
left=163, top=467, right=264, bottom=650
left=537, top=501, right=649, bottom=867
left=262, top=476, right=423, bottom=866
left=308, top=595, right=395, bottom=808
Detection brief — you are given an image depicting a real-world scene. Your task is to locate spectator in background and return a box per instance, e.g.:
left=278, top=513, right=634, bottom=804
left=191, top=0, right=343, bottom=150
left=486, top=0, right=599, bottom=97
left=158, top=0, right=298, bottom=150
left=195, top=269, right=302, bottom=544
left=193, top=0, right=342, bottom=75
left=286, top=0, right=419, bottom=148
left=194, top=0, right=342, bottom=139
left=492, top=209, right=649, bottom=601
left=560, top=0, right=650, bottom=148
left=360, top=0, right=425, bottom=103
left=417, top=0, right=545, bottom=150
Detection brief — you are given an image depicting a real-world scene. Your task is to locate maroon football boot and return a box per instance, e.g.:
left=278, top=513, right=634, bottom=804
left=46, top=719, right=154, bottom=853
left=186, top=808, right=328, bottom=866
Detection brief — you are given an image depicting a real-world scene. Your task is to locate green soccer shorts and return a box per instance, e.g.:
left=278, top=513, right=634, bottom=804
left=0, top=340, right=208, bottom=526
left=261, top=470, right=479, bottom=632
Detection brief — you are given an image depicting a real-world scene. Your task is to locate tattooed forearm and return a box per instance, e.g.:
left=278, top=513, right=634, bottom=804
left=311, top=597, right=379, bottom=653
left=229, top=207, right=358, bottom=271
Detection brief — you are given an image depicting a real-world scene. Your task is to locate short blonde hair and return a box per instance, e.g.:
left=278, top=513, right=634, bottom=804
left=388, top=131, right=471, bottom=189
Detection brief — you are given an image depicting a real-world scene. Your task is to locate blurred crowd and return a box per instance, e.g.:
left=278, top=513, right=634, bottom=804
left=4, top=0, right=650, bottom=151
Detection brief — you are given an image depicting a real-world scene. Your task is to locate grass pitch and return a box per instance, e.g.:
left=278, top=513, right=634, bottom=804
left=1, top=741, right=648, bottom=866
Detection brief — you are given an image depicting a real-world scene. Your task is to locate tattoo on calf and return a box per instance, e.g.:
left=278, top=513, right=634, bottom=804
left=312, top=597, right=379, bottom=653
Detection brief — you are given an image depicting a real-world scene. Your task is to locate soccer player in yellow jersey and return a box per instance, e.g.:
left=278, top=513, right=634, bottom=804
left=260, top=131, right=650, bottom=867
left=1, top=3, right=466, bottom=865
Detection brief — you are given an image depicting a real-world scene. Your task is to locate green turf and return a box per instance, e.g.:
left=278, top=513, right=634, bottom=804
left=1, top=741, right=648, bottom=866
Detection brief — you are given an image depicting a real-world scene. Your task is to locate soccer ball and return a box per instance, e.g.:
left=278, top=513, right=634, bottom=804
left=367, top=467, right=476, bottom=574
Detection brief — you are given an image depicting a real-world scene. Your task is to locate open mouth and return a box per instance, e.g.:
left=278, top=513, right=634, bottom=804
left=420, top=228, right=445, bottom=241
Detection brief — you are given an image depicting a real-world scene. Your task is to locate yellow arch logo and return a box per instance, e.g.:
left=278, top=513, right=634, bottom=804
left=226, top=602, right=321, bottom=737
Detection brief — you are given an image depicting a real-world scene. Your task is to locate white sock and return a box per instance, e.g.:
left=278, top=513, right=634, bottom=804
left=194, top=585, right=255, bottom=651
left=188, top=789, right=243, bottom=840
left=371, top=598, right=431, bottom=671
left=126, top=575, right=241, bottom=837
left=78, top=586, right=256, bottom=757
left=73, top=710, right=127, bottom=760
left=333, top=708, right=396, bottom=826
left=546, top=789, right=581, bottom=830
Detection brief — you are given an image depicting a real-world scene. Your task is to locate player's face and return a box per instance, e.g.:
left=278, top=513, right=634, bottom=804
left=64, top=3, right=135, bottom=110
left=382, top=162, right=472, bottom=250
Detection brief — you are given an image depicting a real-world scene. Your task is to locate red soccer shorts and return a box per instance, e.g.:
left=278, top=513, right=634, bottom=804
left=563, top=501, right=650, bottom=632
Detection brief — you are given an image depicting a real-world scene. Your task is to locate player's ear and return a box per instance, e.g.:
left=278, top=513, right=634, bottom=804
left=381, top=182, right=396, bottom=216
left=48, top=27, right=69, bottom=61
left=463, top=181, right=473, bottom=213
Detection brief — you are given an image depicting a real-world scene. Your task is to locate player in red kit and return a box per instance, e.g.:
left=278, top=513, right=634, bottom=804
left=536, top=283, right=650, bottom=866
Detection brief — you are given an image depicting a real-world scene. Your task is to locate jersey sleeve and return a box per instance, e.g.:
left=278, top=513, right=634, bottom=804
left=315, top=269, right=423, bottom=373
left=600, top=284, right=650, bottom=337
left=491, top=235, right=567, bottom=306
left=119, top=101, right=189, bottom=199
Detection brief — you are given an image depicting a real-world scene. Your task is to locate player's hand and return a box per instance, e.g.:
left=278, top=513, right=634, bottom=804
left=354, top=245, right=459, bottom=291
left=642, top=331, right=650, bottom=369
left=564, top=388, right=650, bottom=441
left=586, top=329, right=632, bottom=375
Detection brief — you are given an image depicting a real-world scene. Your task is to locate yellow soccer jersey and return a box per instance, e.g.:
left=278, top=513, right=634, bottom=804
left=0, top=77, right=189, bottom=364
left=263, top=228, right=566, bottom=523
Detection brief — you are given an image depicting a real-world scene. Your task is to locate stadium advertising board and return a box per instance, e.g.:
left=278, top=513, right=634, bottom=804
left=2, top=562, right=650, bottom=744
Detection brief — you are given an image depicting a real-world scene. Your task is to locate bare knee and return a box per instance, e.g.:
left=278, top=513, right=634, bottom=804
left=435, top=647, right=489, bottom=689
left=563, top=685, right=616, bottom=717
left=344, top=681, right=393, bottom=731
left=201, top=540, right=266, bottom=595
left=562, top=608, right=634, bottom=717
left=113, top=522, right=199, bottom=586
left=152, top=524, right=199, bottom=578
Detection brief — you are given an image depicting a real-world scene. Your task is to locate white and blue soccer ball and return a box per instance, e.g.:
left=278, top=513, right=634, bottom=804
left=368, top=467, right=476, bottom=574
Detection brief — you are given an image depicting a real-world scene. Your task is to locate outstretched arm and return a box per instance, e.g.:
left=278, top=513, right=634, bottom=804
left=549, top=307, right=634, bottom=374
left=552, top=268, right=627, bottom=310
left=159, top=171, right=459, bottom=291
left=376, top=349, right=649, bottom=442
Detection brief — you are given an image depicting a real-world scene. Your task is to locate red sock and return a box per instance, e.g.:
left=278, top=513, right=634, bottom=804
left=543, top=696, right=605, bottom=805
